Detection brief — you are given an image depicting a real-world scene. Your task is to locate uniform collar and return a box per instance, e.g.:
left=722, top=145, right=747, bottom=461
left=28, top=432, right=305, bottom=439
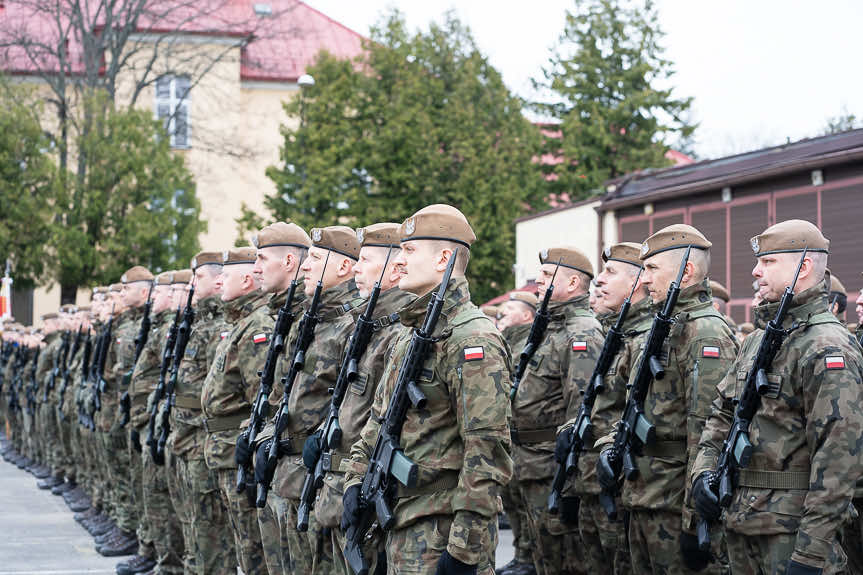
left=224, top=291, right=267, bottom=322
left=316, top=279, right=362, bottom=319
left=196, top=295, right=223, bottom=319
left=548, top=293, right=591, bottom=321
left=268, top=285, right=307, bottom=315
left=753, top=277, right=831, bottom=330
left=398, top=276, right=472, bottom=335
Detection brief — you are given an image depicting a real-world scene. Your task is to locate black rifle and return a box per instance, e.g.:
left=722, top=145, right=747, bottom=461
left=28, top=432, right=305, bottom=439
left=235, top=267, right=301, bottom=501
left=26, top=346, right=40, bottom=415
left=695, top=250, right=807, bottom=551
left=297, top=250, right=392, bottom=531
left=76, top=331, right=94, bottom=427
left=144, top=306, right=181, bottom=456
left=598, top=246, right=691, bottom=520
left=0, top=340, right=10, bottom=396
left=119, top=283, right=154, bottom=428
left=510, top=261, right=561, bottom=401
left=549, top=268, right=643, bottom=514
left=92, top=307, right=115, bottom=420
left=343, top=249, right=459, bottom=575
left=58, top=326, right=83, bottom=419
left=45, top=332, right=68, bottom=401
left=8, top=345, right=24, bottom=412
left=256, top=252, right=330, bottom=508
left=154, top=282, right=196, bottom=464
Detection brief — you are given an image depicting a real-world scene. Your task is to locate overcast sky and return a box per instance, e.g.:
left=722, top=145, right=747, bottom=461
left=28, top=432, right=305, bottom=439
left=305, top=0, right=863, bottom=159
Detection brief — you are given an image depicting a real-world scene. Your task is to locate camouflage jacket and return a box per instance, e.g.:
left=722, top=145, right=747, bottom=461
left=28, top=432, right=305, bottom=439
left=129, top=310, right=173, bottom=430
left=272, top=279, right=363, bottom=500
left=168, top=296, right=226, bottom=459
left=566, top=296, right=654, bottom=496
left=692, top=279, right=863, bottom=569
left=345, top=277, right=513, bottom=566
left=315, top=287, right=415, bottom=528
left=856, top=324, right=863, bottom=349
left=35, top=332, right=62, bottom=405
left=201, top=291, right=271, bottom=470
left=602, top=279, right=738, bottom=530
left=510, top=294, right=604, bottom=482
left=59, top=333, right=85, bottom=421
left=95, top=308, right=140, bottom=431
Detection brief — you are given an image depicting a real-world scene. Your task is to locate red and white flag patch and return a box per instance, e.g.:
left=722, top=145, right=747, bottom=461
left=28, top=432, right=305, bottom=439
left=825, top=356, right=845, bottom=370
left=702, top=346, right=720, bottom=358
left=220, top=331, right=229, bottom=340
left=253, top=333, right=268, bottom=345
left=464, top=346, right=484, bottom=361
left=572, top=341, right=587, bottom=352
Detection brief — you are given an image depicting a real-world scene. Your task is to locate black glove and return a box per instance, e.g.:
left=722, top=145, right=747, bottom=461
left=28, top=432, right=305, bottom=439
left=785, top=560, right=823, bottom=575
left=254, top=440, right=272, bottom=485
left=129, top=429, right=141, bottom=453
left=341, top=484, right=362, bottom=531
left=434, top=550, right=476, bottom=575
left=597, top=449, right=621, bottom=492
left=302, top=430, right=323, bottom=470
left=679, top=532, right=711, bottom=572
left=691, top=471, right=721, bottom=522
left=235, top=433, right=252, bottom=467
left=554, top=428, right=573, bottom=463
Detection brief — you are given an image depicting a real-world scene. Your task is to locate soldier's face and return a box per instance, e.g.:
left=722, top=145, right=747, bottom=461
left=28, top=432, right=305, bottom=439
left=300, top=246, right=353, bottom=297
left=194, top=266, right=221, bottom=303
left=537, top=264, right=579, bottom=302
left=152, top=286, right=172, bottom=314
left=172, top=285, right=189, bottom=309
left=221, top=265, right=253, bottom=302
left=596, top=261, right=640, bottom=313
left=255, top=247, right=291, bottom=294
left=641, top=252, right=677, bottom=304
left=497, top=300, right=533, bottom=330
left=395, top=240, right=446, bottom=296
left=354, top=246, right=398, bottom=299
left=856, top=291, right=863, bottom=324
left=121, top=282, right=149, bottom=309
left=752, top=252, right=800, bottom=303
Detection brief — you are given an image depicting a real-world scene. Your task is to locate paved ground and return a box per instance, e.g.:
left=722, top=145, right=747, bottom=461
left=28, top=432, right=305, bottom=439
left=0, top=451, right=514, bottom=574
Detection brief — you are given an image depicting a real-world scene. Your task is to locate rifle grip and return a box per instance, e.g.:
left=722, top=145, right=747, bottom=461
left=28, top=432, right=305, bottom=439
left=374, top=492, right=395, bottom=531
left=297, top=502, right=310, bottom=532
left=718, top=471, right=733, bottom=508
left=697, top=519, right=711, bottom=552
left=649, top=355, right=665, bottom=380
left=406, top=381, right=426, bottom=409
left=755, top=368, right=770, bottom=396
left=599, top=492, right=617, bottom=521
left=547, top=490, right=560, bottom=515
left=622, top=449, right=639, bottom=481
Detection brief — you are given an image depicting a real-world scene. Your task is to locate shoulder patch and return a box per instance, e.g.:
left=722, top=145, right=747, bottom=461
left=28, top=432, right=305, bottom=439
left=572, top=341, right=587, bottom=352
left=702, top=346, right=720, bottom=358
left=825, top=355, right=845, bottom=370
left=252, top=333, right=268, bottom=345
left=464, top=346, right=484, bottom=361
left=220, top=331, right=229, bottom=340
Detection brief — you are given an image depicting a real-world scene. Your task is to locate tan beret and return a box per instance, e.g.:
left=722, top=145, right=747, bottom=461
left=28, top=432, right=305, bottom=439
left=76, top=305, right=91, bottom=313
left=60, top=304, right=77, bottom=314
left=172, top=269, right=193, bottom=285
left=252, top=222, right=312, bottom=251
left=310, top=226, right=361, bottom=260
left=750, top=219, right=828, bottom=257
left=509, top=291, right=539, bottom=309
left=191, top=251, right=223, bottom=270
left=640, top=224, right=711, bottom=260
left=109, top=283, right=123, bottom=293
left=121, top=265, right=154, bottom=284
left=222, top=247, right=257, bottom=266
left=357, top=223, right=401, bottom=248
left=481, top=305, right=499, bottom=318
left=155, top=271, right=174, bottom=285
left=539, top=245, right=594, bottom=279
left=41, top=312, right=58, bottom=321
left=829, top=272, right=846, bottom=294
left=709, top=280, right=730, bottom=302
left=399, top=204, right=477, bottom=248
left=602, top=242, right=643, bottom=268
left=92, top=286, right=108, bottom=295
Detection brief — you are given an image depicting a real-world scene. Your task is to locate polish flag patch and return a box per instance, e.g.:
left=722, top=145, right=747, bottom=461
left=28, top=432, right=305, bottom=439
left=116, top=338, right=122, bottom=344
left=220, top=331, right=229, bottom=340
left=464, top=346, right=484, bottom=361
left=825, top=356, right=846, bottom=370
left=572, top=341, right=587, bottom=352
left=253, top=333, right=268, bottom=345
left=702, top=346, right=720, bottom=358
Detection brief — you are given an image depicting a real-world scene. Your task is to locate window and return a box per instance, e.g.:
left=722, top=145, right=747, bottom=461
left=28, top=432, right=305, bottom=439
left=155, top=75, right=190, bottom=148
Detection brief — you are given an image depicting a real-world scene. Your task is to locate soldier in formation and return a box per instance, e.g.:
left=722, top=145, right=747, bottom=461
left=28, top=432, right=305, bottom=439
left=2, top=212, right=863, bottom=575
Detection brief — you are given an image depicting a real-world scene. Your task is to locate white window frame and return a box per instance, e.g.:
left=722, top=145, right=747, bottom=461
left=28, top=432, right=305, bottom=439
left=154, top=75, right=191, bottom=149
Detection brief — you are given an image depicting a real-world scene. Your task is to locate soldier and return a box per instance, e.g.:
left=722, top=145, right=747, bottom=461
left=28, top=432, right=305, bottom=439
left=201, top=247, right=270, bottom=575
left=557, top=242, right=651, bottom=575
left=827, top=272, right=848, bottom=319
left=61, top=305, right=93, bottom=512
left=344, top=204, right=513, bottom=575
left=32, top=312, right=62, bottom=483
left=163, top=253, right=236, bottom=575
left=691, top=220, right=863, bottom=575
left=510, top=245, right=603, bottom=575
left=709, top=280, right=737, bottom=330
left=596, top=224, right=738, bottom=575
left=496, top=291, right=539, bottom=575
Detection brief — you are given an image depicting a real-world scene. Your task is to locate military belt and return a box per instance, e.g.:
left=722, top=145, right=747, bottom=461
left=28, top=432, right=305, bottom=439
left=172, top=395, right=202, bottom=410
left=280, top=432, right=311, bottom=456
left=510, top=427, right=557, bottom=445
left=203, top=414, right=247, bottom=433
left=396, top=472, right=459, bottom=498
left=642, top=440, right=686, bottom=458
left=737, top=469, right=809, bottom=490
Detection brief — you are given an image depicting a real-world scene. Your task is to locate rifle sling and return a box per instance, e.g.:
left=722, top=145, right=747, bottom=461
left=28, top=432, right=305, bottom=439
left=396, top=471, right=459, bottom=498
left=510, top=427, right=557, bottom=445
left=737, top=468, right=809, bottom=490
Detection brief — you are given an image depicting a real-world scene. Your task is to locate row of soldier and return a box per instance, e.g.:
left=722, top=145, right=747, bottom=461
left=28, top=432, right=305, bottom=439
left=0, top=206, right=862, bottom=575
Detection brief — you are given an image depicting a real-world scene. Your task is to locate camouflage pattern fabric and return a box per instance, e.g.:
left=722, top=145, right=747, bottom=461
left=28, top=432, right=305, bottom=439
left=385, top=514, right=497, bottom=575
left=345, top=277, right=513, bottom=568
left=724, top=531, right=798, bottom=575
left=693, top=278, right=863, bottom=572
left=35, top=332, right=61, bottom=471
left=628, top=508, right=726, bottom=575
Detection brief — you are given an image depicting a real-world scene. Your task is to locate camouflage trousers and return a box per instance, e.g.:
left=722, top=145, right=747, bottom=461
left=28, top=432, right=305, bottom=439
left=332, top=523, right=382, bottom=575
left=39, top=403, right=60, bottom=473
left=167, top=452, right=236, bottom=575
left=501, top=475, right=533, bottom=564
left=578, top=495, right=630, bottom=575
left=56, top=412, right=76, bottom=480
left=216, top=468, right=267, bottom=575
left=85, top=428, right=109, bottom=511
left=99, top=428, right=139, bottom=532
left=727, top=529, right=847, bottom=575
left=129, top=434, right=156, bottom=561
left=843, top=498, right=863, bottom=575
left=629, top=508, right=725, bottom=575
left=520, top=478, right=586, bottom=575
left=267, top=495, right=335, bottom=575
left=385, top=514, right=496, bottom=575
left=258, top=490, right=292, bottom=575
left=141, top=447, right=184, bottom=573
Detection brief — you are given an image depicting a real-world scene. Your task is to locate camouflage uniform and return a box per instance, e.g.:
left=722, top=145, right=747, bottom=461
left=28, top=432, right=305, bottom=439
left=603, top=279, right=737, bottom=575
left=266, top=279, right=362, bottom=575
left=565, top=299, right=654, bottom=575
left=201, top=290, right=271, bottom=575
left=36, top=332, right=62, bottom=471
left=510, top=293, right=602, bottom=575
left=320, top=287, right=414, bottom=575
left=164, top=294, right=236, bottom=575
left=56, top=332, right=83, bottom=484
left=345, top=277, right=513, bottom=575
left=693, top=279, right=863, bottom=574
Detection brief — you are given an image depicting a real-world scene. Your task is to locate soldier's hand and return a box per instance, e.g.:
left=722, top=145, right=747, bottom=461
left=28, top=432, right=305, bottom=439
left=596, top=449, right=621, bottom=491
left=341, top=484, right=362, bottom=531
left=434, top=550, right=476, bottom=575
left=235, top=433, right=252, bottom=467
left=679, top=532, right=711, bottom=571
left=302, top=430, right=323, bottom=470
left=691, top=471, right=721, bottom=522
left=554, top=428, right=573, bottom=463
left=254, top=440, right=271, bottom=484
left=785, top=560, right=822, bottom=575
